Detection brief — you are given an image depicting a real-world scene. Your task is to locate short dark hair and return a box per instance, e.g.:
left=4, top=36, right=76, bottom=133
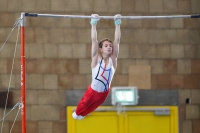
left=98, top=38, right=113, bottom=48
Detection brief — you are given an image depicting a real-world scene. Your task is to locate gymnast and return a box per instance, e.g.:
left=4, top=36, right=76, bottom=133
left=72, top=14, right=121, bottom=120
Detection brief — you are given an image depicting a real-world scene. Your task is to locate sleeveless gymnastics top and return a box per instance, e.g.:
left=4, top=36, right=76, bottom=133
left=91, top=57, right=115, bottom=92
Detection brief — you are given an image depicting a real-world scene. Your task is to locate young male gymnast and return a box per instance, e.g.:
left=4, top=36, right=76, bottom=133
left=72, top=14, right=121, bottom=120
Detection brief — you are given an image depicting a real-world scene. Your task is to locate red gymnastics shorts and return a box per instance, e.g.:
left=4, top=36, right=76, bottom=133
left=75, top=86, right=110, bottom=116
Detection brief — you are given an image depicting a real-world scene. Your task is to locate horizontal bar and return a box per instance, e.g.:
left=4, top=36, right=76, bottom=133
left=24, top=13, right=200, bottom=19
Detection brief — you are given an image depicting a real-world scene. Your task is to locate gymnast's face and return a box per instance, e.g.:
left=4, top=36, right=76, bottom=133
left=100, top=41, right=113, bottom=56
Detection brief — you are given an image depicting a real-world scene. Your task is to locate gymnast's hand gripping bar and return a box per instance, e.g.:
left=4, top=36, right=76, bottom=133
left=24, top=13, right=200, bottom=19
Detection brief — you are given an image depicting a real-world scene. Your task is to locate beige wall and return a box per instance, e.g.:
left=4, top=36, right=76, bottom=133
left=0, top=0, right=199, bottom=133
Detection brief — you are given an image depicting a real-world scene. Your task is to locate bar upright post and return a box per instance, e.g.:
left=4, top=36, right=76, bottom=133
left=20, top=12, right=26, bottom=133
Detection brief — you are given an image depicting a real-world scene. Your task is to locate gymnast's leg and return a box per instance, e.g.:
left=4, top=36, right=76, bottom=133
left=72, top=86, right=109, bottom=119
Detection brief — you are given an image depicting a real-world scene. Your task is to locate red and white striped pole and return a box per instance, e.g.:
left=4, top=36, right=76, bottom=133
left=20, top=12, right=26, bottom=133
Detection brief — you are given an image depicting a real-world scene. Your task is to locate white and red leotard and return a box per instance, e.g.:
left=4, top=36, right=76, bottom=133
left=73, top=57, right=115, bottom=118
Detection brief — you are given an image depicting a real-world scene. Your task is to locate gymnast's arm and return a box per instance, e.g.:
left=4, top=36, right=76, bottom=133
left=91, top=21, right=99, bottom=68
left=112, top=15, right=121, bottom=68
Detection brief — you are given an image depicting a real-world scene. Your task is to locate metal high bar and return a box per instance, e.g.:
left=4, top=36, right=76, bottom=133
left=24, top=12, right=200, bottom=19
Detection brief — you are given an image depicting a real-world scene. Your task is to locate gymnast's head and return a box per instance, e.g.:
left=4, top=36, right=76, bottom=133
left=98, top=38, right=113, bottom=56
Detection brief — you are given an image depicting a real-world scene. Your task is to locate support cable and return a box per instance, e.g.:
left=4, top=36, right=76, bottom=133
left=9, top=103, right=23, bottom=133
left=0, top=102, right=22, bottom=122
left=0, top=18, right=22, bottom=133
left=0, top=18, right=22, bottom=52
